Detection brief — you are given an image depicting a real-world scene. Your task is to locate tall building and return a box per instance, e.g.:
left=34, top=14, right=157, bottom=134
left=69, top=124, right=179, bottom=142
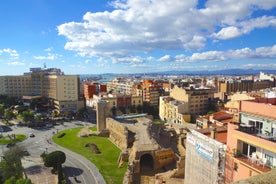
left=84, top=82, right=107, bottom=100
left=225, top=101, right=276, bottom=183
left=141, top=80, right=162, bottom=106
left=0, top=76, right=32, bottom=98
left=0, top=68, right=80, bottom=112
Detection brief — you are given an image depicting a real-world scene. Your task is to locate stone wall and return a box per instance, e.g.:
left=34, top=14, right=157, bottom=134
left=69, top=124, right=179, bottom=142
left=154, top=149, right=176, bottom=170
left=106, top=118, right=128, bottom=150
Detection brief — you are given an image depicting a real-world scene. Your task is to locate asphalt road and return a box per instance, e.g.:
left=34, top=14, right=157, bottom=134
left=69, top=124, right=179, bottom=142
left=0, top=121, right=105, bottom=184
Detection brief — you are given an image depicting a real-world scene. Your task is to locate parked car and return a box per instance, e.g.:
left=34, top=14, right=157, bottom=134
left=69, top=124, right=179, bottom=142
left=46, top=124, right=53, bottom=128
left=29, top=133, right=35, bottom=137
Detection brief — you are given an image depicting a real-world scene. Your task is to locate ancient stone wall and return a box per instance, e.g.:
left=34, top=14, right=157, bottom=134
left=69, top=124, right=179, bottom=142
left=154, top=149, right=176, bottom=170
left=106, top=118, right=128, bottom=150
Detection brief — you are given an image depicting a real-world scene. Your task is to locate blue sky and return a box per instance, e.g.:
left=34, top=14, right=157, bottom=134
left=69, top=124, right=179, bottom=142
left=0, top=0, right=276, bottom=75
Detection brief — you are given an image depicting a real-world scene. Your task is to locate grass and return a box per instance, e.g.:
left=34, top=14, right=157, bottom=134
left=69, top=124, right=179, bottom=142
left=153, top=119, right=165, bottom=125
left=89, top=126, right=97, bottom=131
left=52, top=127, right=127, bottom=184
left=0, top=134, right=27, bottom=144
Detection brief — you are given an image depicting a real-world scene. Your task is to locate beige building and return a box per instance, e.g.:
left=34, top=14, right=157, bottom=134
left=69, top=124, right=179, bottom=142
left=0, top=76, right=32, bottom=98
left=89, top=93, right=143, bottom=116
left=0, top=68, right=81, bottom=112
left=159, top=96, right=190, bottom=124
left=159, top=86, right=214, bottom=123
left=106, top=78, right=139, bottom=95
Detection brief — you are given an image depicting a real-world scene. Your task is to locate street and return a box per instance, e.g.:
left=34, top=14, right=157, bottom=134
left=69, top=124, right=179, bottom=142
left=0, top=121, right=105, bottom=184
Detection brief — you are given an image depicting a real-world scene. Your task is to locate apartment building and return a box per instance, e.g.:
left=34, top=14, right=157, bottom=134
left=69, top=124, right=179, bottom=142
left=159, top=85, right=214, bottom=123
left=83, top=82, right=107, bottom=100
left=0, top=76, right=32, bottom=98
left=106, top=78, right=139, bottom=95
left=171, top=86, right=214, bottom=115
left=217, top=73, right=275, bottom=101
left=90, top=93, right=143, bottom=116
left=0, top=68, right=80, bottom=112
left=225, top=101, right=276, bottom=183
left=159, top=96, right=190, bottom=124
left=141, top=80, right=162, bottom=106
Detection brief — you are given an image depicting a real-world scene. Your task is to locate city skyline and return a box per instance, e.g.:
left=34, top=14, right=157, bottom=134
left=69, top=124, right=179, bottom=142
left=0, top=0, right=276, bottom=75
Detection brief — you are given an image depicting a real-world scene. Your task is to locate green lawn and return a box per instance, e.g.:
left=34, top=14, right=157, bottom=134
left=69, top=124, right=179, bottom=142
left=0, top=134, right=27, bottom=144
left=153, top=119, right=165, bottom=125
left=52, top=127, right=127, bottom=184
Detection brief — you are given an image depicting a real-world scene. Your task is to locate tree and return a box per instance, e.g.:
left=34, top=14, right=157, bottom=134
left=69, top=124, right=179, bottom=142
left=35, top=113, right=42, bottom=121
left=77, top=107, right=86, bottom=119
left=0, top=95, right=17, bottom=107
left=4, top=110, right=15, bottom=120
left=51, top=110, right=59, bottom=119
left=21, top=111, right=34, bottom=123
left=0, top=105, right=5, bottom=118
left=15, top=178, right=32, bottom=184
left=43, top=151, right=66, bottom=172
left=4, top=176, right=32, bottom=184
left=0, top=146, right=26, bottom=182
left=4, top=176, right=16, bottom=184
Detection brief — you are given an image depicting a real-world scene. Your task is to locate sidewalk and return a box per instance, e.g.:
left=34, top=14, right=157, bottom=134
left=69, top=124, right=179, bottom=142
left=22, top=157, right=57, bottom=184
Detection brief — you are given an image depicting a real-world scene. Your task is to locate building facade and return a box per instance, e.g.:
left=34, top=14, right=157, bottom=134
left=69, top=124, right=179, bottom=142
left=88, top=93, right=143, bottom=116
left=225, top=101, right=276, bottom=183
left=84, top=82, right=107, bottom=100
left=159, top=85, right=214, bottom=124
left=0, top=76, right=32, bottom=98
left=185, top=130, right=226, bottom=184
left=141, top=80, right=162, bottom=107
left=0, top=68, right=80, bottom=112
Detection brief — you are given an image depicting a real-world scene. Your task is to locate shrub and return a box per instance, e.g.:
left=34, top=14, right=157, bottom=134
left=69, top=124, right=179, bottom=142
left=57, top=133, right=66, bottom=138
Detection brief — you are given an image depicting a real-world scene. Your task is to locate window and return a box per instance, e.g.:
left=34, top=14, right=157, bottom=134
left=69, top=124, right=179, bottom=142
left=242, top=142, right=256, bottom=157
left=256, top=121, right=263, bottom=133
left=234, top=162, right=238, bottom=171
left=249, top=170, right=252, bottom=176
left=265, top=154, right=273, bottom=167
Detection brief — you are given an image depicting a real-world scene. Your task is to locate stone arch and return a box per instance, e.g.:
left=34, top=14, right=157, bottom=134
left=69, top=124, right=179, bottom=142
left=140, top=153, right=154, bottom=172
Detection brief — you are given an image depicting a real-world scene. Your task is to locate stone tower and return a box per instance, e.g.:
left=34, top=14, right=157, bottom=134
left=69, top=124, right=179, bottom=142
left=96, top=100, right=109, bottom=131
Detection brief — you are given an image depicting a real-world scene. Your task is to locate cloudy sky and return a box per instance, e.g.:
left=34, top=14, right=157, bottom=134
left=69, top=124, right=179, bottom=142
left=0, top=0, right=276, bottom=75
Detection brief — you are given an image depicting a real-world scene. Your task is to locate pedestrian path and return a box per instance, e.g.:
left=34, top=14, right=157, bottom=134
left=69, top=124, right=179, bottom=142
left=23, top=157, right=57, bottom=184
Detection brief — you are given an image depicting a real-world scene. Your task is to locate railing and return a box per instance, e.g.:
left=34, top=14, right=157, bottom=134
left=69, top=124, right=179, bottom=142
left=237, top=125, right=276, bottom=142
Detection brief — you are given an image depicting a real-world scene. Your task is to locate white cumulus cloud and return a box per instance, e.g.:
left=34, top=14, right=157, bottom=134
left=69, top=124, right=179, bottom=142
left=0, top=48, right=19, bottom=58
left=57, top=0, right=276, bottom=64
left=33, top=53, right=60, bottom=60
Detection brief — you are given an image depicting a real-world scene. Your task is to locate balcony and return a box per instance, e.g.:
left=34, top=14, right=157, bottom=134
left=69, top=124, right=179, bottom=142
left=233, top=154, right=272, bottom=173
left=237, top=124, right=276, bottom=143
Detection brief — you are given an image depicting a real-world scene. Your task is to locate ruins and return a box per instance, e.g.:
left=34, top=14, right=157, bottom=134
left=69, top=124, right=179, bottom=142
left=96, top=101, right=187, bottom=183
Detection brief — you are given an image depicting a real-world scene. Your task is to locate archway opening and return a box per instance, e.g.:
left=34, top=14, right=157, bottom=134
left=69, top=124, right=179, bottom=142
left=140, top=153, right=154, bottom=173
